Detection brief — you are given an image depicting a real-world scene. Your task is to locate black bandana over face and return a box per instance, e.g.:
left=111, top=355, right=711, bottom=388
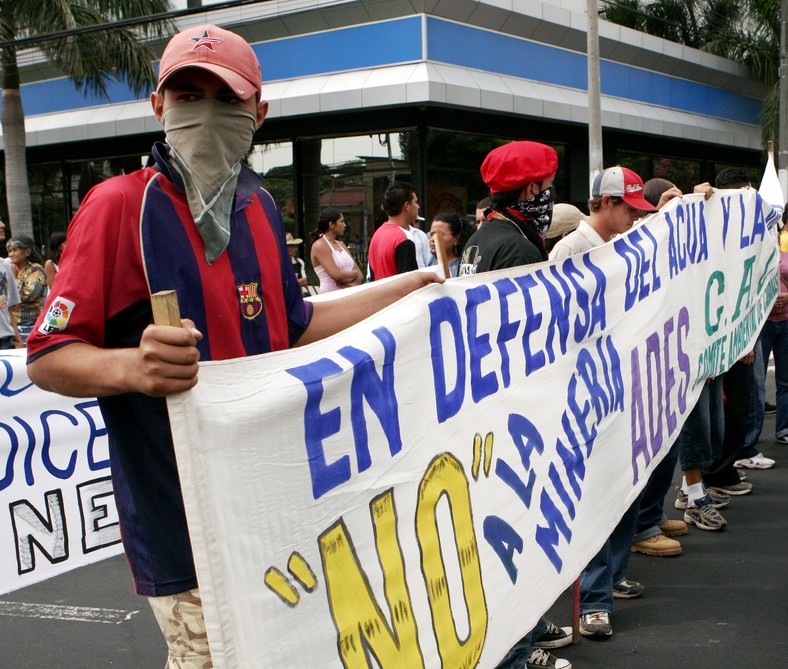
left=503, top=185, right=556, bottom=240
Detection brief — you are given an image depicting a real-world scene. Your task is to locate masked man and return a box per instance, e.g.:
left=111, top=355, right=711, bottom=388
left=459, top=141, right=573, bottom=669
left=460, top=141, right=557, bottom=275
left=26, top=24, right=440, bottom=668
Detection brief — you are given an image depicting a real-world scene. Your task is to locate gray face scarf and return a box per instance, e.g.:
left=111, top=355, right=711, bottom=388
left=163, top=100, right=257, bottom=263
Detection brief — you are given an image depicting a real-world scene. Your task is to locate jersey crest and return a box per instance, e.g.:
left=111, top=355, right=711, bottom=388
left=237, top=282, right=263, bottom=320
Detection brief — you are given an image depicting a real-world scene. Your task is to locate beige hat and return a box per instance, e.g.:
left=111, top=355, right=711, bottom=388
left=285, top=232, right=303, bottom=245
left=548, top=203, right=588, bottom=239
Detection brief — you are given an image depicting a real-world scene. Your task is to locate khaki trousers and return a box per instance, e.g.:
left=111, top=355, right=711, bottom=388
left=148, top=587, right=213, bottom=669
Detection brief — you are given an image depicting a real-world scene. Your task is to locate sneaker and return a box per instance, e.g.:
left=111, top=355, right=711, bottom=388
left=675, top=487, right=730, bottom=509
left=776, top=435, right=788, bottom=445
left=631, top=533, right=682, bottom=556
left=579, top=611, right=612, bottom=638
left=613, top=579, right=644, bottom=598
left=684, top=496, right=727, bottom=531
left=708, top=481, right=753, bottom=496
left=659, top=519, right=688, bottom=537
left=534, top=620, right=572, bottom=649
left=765, top=402, right=776, bottom=414
left=733, top=453, right=775, bottom=469
left=738, top=470, right=748, bottom=481
left=526, top=648, right=572, bottom=669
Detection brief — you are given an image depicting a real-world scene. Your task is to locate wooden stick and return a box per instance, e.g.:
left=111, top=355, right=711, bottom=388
left=151, top=290, right=182, bottom=328
left=433, top=229, right=451, bottom=279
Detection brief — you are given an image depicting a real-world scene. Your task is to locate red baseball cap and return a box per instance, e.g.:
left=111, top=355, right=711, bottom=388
left=592, top=166, right=658, bottom=212
left=157, top=24, right=262, bottom=100
left=481, top=141, right=558, bottom=194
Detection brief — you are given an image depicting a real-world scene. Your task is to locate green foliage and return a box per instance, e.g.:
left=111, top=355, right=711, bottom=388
left=0, top=0, right=174, bottom=96
left=600, top=0, right=780, bottom=146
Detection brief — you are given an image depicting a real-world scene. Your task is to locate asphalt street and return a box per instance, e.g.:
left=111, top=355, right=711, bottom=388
left=2, top=384, right=786, bottom=669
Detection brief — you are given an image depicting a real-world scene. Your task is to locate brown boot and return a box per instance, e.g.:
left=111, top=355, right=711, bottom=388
left=631, top=533, right=682, bottom=556
left=659, top=519, right=688, bottom=537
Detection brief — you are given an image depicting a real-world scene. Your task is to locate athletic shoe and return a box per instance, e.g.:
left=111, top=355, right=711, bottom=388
left=613, top=579, right=645, bottom=599
left=738, top=470, right=748, bottom=481
left=684, top=496, right=727, bottom=531
left=708, top=481, right=753, bottom=496
left=659, top=519, right=688, bottom=537
left=534, top=620, right=572, bottom=649
left=765, top=402, right=776, bottom=414
left=579, top=611, right=613, bottom=638
left=733, top=453, right=775, bottom=469
left=777, top=435, right=788, bottom=445
left=631, top=533, right=682, bottom=556
left=526, top=648, right=572, bottom=668
left=675, top=487, right=730, bottom=510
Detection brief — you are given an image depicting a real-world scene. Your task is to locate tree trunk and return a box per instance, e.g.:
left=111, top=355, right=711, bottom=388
left=1, top=46, right=33, bottom=240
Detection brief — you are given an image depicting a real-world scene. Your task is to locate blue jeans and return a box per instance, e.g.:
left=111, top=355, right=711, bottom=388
left=740, top=337, right=765, bottom=459
left=679, top=376, right=724, bottom=471
left=759, top=320, right=788, bottom=439
left=634, top=439, right=681, bottom=541
left=580, top=494, right=641, bottom=614
left=495, top=617, right=548, bottom=667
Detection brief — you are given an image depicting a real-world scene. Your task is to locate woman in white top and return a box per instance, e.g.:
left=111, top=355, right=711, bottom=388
left=310, top=207, right=362, bottom=293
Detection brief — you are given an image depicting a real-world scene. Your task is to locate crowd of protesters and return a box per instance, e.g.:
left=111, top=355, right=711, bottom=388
left=8, top=23, right=782, bottom=669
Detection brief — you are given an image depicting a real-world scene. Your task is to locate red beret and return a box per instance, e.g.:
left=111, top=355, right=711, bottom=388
left=481, top=141, right=559, bottom=194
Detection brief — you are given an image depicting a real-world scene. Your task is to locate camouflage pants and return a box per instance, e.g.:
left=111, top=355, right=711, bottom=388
left=148, top=588, right=213, bottom=669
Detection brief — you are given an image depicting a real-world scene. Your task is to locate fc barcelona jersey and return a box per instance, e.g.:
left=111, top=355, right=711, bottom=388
left=27, top=143, right=312, bottom=596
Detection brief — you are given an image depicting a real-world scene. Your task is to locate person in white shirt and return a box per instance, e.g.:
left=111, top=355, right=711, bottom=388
left=408, top=216, right=433, bottom=268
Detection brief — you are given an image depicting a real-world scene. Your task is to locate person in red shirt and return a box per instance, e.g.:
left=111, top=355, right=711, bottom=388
left=367, top=180, right=420, bottom=280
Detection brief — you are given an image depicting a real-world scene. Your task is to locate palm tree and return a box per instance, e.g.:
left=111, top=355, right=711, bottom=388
left=599, top=0, right=742, bottom=47
left=0, top=1, right=174, bottom=239
left=599, top=0, right=779, bottom=147
left=703, top=0, right=780, bottom=147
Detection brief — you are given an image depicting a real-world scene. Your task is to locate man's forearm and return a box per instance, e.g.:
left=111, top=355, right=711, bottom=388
left=296, top=271, right=441, bottom=345
left=28, top=323, right=202, bottom=398
left=28, top=343, right=142, bottom=397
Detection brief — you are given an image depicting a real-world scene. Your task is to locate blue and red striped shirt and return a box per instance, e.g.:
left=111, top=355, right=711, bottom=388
left=27, top=143, right=312, bottom=596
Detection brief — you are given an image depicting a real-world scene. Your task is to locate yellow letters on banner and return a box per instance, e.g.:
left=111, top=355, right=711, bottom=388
left=416, top=453, right=488, bottom=667
left=319, top=492, right=424, bottom=668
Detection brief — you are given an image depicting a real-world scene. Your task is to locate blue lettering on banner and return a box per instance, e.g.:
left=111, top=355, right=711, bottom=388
left=0, top=400, right=109, bottom=492
left=338, top=328, right=402, bottom=473
left=512, top=274, right=545, bottom=375
left=482, top=515, right=523, bottom=584
left=662, top=201, right=708, bottom=279
left=613, top=227, right=663, bottom=310
left=429, top=257, right=607, bottom=423
left=429, top=296, right=466, bottom=424
left=719, top=193, right=768, bottom=251
left=483, top=335, right=624, bottom=577
left=466, top=284, right=498, bottom=403
left=0, top=357, right=34, bottom=397
left=286, top=327, right=402, bottom=500
left=286, top=357, right=350, bottom=499
left=492, top=277, right=520, bottom=390
left=553, top=255, right=606, bottom=343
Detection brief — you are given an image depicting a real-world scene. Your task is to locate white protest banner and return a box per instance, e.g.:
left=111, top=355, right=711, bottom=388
left=0, top=350, right=122, bottom=595
left=166, top=189, right=780, bottom=668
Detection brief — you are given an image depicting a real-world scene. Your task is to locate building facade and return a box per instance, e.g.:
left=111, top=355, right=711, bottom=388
left=4, top=0, right=766, bottom=250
